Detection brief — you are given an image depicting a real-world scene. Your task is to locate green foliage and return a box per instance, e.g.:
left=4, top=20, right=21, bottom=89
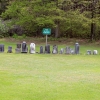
left=12, top=33, right=26, bottom=39
left=0, top=0, right=100, bottom=39
left=0, top=0, right=9, bottom=14
left=12, top=33, right=18, bottom=39
left=0, top=19, right=9, bottom=37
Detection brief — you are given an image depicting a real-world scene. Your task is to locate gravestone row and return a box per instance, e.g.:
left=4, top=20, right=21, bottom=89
left=0, top=42, right=98, bottom=55
left=15, top=41, right=35, bottom=53
left=40, top=43, right=80, bottom=54
left=87, top=50, right=98, bottom=55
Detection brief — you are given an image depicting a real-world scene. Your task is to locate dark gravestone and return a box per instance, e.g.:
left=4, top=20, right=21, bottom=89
left=45, top=44, right=50, bottom=54
left=21, top=41, right=28, bottom=53
left=75, top=43, right=79, bottom=54
left=30, top=43, right=35, bottom=54
left=7, top=46, right=12, bottom=53
left=65, top=46, right=71, bottom=54
left=52, top=45, right=58, bottom=54
left=0, top=44, right=4, bottom=52
left=15, top=43, right=21, bottom=53
left=40, top=46, right=44, bottom=54
left=60, top=48, right=64, bottom=54
left=87, top=50, right=91, bottom=55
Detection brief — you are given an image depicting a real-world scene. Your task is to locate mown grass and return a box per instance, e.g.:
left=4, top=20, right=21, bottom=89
left=0, top=38, right=100, bottom=100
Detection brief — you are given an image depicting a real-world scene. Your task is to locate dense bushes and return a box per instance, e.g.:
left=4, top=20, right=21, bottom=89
left=0, top=0, right=100, bottom=40
left=0, top=19, right=9, bottom=37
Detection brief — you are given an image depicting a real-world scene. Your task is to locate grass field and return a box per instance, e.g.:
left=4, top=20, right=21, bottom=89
left=0, top=38, right=100, bottom=100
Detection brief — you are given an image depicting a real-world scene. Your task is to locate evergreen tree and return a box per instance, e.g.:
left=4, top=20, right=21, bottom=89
left=0, top=0, right=100, bottom=40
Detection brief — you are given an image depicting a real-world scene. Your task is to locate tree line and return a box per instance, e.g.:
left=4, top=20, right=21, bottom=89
left=0, top=0, right=100, bottom=41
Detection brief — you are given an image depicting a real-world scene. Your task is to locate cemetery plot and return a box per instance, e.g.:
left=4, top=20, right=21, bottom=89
left=0, top=41, right=99, bottom=55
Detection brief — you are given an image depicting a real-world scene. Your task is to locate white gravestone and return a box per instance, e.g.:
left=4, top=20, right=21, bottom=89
left=30, top=43, right=35, bottom=54
left=93, top=50, right=98, bottom=55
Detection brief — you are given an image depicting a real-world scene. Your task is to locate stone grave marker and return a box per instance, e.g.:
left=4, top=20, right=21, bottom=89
left=15, top=43, right=21, bottom=53
left=30, top=43, right=35, bottom=54
left=93, top=50, right=98, bottom=55
left=60, top=48, right=64, bottom=54
left=21, top=41, right=28, bottom=53
left=70, top=48, right=75, bottom=54
left=45, top=44, right=50, bottom=54
left=87, top=50, right=91, bottom=55
left=0, top=44, right=4, bottom=52
left=40, top=46, right=44, bottom=54
left=7, top=46, right=12, bottom=53
left=75, top=43, right=79, bottom=54
left=52, top=45, right=58, bottom=54
left=65, top=46, right=71, bottom=54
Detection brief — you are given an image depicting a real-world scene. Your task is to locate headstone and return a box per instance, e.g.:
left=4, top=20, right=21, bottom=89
left=75, top=43, right=79, bottom=54
left=45, top=44, right=50, bottom=54
left=40, top=46, right=44, bottom=54
left=60, top=48, right=64, bottom=54
left=52, top=45, right=58, bottom=54
left=87, top=50, right=91, bottom=55
left=30, top=43, right=35, bottom=54
left=21, top=41, right=28, bottom=53
left=15, top=43, right=21, bottom=53
left=93, top=50, right=98, bottom=55
left=65, top=46, right=71, bottom=54
left=70, top=48, right=75, bottom=54
left=0, top=44, right=4, bottom=52
left=7, top=46, right=12, bottom=53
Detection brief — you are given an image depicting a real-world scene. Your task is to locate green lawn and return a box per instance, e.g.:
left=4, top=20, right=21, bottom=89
left=0, top=39, right=100, bottom=100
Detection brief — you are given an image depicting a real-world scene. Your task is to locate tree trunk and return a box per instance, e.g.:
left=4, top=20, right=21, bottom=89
left=91, top=23, right=95, bottom=41
left=55, top=24, right=59, bottom=38
left=90, top=0, right=95, bottom=41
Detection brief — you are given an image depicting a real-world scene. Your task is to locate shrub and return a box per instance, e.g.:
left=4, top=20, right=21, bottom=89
left=0, top=19, right=9, bottom=37
left=12, top=33, right=18, bottom=39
